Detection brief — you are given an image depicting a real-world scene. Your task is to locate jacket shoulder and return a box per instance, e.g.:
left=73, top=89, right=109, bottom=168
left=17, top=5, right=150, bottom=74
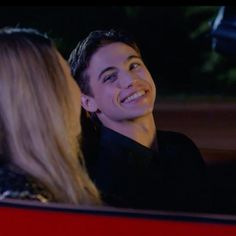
left=0, top=165, right=54, bottom=202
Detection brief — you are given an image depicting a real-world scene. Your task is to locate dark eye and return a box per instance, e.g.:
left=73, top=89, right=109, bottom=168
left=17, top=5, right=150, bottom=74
left=130, top=62, right=140, bottom=70
left=103, top=72, right=118, bottom=83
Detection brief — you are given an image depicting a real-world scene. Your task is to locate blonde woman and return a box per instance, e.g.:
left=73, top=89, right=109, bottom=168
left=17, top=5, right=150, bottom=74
left=0, top=27, right=101, bottom=205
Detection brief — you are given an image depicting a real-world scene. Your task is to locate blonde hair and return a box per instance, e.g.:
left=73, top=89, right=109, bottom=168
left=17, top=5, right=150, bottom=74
left=0, top=27, right=101, bottom=205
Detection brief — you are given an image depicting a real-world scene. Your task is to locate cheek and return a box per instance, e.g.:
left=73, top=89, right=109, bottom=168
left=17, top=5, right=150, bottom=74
left=145, top=71, right=156, bottom=87
left=95, top=83, right=108, bottom=98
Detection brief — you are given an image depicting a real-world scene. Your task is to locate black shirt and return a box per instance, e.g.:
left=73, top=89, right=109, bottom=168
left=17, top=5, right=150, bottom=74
left=87, top=126, right=209, bottom=213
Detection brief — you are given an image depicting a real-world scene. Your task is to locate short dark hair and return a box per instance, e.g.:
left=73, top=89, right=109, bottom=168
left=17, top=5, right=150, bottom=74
left=68, top=29, right=141, bottom=96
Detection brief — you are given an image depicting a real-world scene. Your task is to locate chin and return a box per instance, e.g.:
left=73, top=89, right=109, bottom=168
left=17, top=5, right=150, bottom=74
left=126, top=110, right=153, bottom=120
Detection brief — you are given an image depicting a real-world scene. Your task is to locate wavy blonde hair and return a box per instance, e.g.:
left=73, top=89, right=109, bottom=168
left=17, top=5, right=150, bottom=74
left=0, top=27, right=101, bottom=205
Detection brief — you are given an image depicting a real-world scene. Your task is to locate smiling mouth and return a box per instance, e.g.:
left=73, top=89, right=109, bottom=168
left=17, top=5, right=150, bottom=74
left=121, top=90, right=146, bottom=104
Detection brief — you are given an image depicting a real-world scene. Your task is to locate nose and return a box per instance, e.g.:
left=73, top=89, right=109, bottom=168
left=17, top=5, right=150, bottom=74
left=118, top=71, right=137, bottom=88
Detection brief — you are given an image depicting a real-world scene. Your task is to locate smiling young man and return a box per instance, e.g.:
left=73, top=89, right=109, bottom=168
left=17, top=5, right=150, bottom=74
left=68, top=29, right=209, bottom=212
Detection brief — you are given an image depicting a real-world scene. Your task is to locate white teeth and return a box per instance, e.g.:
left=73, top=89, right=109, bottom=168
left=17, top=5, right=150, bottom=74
left=123, top=90, right=145, bottom=103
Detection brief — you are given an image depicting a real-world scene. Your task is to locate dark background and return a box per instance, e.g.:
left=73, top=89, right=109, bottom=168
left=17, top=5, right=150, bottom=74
left=1, top=6, right=235, bottom=98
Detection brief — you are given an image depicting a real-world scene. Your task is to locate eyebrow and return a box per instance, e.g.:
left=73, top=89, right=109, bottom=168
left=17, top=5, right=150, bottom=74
left=98, top=55, right=141, bottom=81
left=98, top=66, right=116, bottom=81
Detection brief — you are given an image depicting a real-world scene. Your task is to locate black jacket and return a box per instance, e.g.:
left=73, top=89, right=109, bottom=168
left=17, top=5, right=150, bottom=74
left=0, top=164, right=54, bottom=202
left=86, top=126, right=210, bottom=213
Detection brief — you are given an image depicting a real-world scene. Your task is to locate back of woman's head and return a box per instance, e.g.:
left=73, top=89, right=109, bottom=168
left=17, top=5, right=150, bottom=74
left=0, top=27, right=101, bottom=205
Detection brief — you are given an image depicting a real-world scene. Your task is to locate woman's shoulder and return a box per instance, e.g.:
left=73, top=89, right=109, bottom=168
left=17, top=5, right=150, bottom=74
left=0, top=165, right=54, bottom=203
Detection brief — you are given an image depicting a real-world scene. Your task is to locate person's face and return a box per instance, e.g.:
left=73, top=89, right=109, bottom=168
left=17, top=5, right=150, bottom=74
left=82, top=42, right=156, bottom=124
left=59, top=54, right=81, bottom=135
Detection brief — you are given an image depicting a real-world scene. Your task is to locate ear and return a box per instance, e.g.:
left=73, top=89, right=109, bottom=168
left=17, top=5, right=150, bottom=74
left=81, top=94, right=98, bottom=113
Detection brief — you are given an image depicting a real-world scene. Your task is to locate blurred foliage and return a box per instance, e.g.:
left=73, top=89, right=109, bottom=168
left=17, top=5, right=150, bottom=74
left=123, top=6, right=141, bottom=18
left=0, top=6, right=235, bottom=96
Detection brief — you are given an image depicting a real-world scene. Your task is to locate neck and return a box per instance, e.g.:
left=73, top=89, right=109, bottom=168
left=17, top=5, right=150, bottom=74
left=102, top=113, right=157, bottom=149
